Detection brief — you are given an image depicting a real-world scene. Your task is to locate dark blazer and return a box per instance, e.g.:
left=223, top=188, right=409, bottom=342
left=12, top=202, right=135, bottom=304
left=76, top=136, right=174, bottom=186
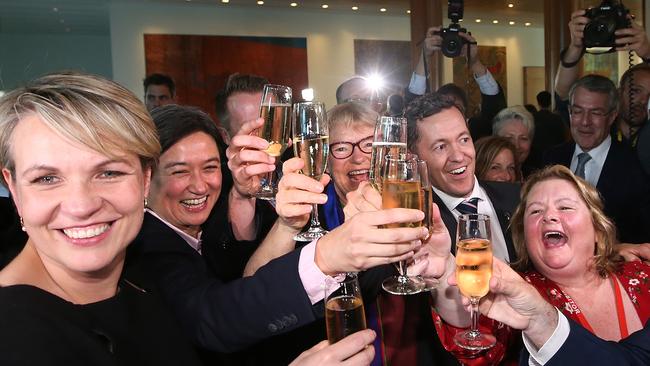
left=543, top=140, right=650, bottom=243
left=126, top=212, right=321, bottom=354
left=432, top=180, right=521, bottom=262
left=520, top=319, right=650, bottom=366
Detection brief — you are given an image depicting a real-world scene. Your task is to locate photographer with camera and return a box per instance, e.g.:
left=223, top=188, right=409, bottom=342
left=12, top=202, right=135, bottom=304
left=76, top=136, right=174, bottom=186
left=555, top=4, right=650, bottom=150
left=407, top=25, right=506, bottom=141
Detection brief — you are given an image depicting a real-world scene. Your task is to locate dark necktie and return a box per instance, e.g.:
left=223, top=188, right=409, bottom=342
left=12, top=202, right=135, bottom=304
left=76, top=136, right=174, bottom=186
left=574, top=152, right=592, bottom=179
left=456, top=197, right=479, bottom=215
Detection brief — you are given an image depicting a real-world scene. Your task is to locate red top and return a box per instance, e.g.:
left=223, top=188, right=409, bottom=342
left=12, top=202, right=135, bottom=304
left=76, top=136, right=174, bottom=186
left=431, top=261, right=650, bottom=365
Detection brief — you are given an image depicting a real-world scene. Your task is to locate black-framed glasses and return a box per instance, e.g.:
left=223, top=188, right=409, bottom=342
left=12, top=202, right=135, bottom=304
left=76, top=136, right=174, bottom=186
left=330, top=135, right=373, bottom=159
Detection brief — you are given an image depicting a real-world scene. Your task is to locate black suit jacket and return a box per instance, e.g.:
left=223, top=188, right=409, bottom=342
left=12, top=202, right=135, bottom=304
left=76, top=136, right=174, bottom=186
left=432, top=181, right=521, bottom=262
left=520, top=319, right=650, bottom=366
left=126, top=212, right=320, bottom=354
left=543, top=140, right=650, bottom=243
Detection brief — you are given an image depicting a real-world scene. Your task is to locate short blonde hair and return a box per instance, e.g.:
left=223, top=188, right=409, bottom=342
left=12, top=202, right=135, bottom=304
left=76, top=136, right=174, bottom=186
left=0, top=72, right=160, bottom=186
left=474, top=136, right=521, bottom=182
left=510, top=165, right=621, bottom=277
left=327, top=102, right=378, bottom=132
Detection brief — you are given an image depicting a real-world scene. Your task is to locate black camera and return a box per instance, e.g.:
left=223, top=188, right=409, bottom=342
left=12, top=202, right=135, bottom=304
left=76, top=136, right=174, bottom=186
left=438, top=0, right=467, bottom=58
left=583, top=0, right=630, bottom=48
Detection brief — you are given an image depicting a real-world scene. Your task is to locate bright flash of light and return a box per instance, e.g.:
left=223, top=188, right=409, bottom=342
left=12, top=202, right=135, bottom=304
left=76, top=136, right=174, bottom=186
left=366, top=74, right=385, bottom=93
left=301, top=88, right=314, bottom=101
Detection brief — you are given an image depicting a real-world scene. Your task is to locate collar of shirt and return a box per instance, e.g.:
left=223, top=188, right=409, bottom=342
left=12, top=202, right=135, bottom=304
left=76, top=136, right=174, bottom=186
left=146, top=208, right=202, bottom=254
left=572, top=135, right=611, bottom=186
left=431, top=176, right=484, bottom=212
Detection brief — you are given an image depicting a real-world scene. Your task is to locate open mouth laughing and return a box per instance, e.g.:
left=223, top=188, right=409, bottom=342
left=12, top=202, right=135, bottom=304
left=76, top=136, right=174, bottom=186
left=348, top=169, right=369, bottom=182
left=449, top=166, right=467, bottom=175
left=542, top=230, right=568, bottom=248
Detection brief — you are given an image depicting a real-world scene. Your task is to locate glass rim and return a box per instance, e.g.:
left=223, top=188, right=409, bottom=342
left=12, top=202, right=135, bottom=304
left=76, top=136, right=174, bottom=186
left=293, top=100, right=325, bottom=107
left=458, top=213, right=491, bottom=222
left=263, top=83, right=291, bottom=90
left=377, top=116, right=407, bottom=125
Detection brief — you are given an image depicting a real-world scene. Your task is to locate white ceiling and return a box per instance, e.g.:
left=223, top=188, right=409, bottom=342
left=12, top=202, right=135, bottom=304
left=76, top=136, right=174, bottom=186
left=0, top=0, right=546, bottom=35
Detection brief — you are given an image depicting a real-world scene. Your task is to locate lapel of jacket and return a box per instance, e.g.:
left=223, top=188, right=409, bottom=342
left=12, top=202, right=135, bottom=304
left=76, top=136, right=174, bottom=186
left=431, top=190, right=459, bottom=254
left=480, top=184, right=517, bottom=262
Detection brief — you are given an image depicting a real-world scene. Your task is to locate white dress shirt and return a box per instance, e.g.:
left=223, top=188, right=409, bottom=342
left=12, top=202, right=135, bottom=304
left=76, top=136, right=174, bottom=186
left=431, top=177, right=511, bottom=262
left=523, top=309, right=571, bottom=366
left=569, top=135, right=611, bottom=187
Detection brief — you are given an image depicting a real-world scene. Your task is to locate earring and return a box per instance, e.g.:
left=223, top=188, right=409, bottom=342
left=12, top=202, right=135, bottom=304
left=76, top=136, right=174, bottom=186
left=20, top=217, right=26, bottom=232
left=144, top=198, right=148, bottom=212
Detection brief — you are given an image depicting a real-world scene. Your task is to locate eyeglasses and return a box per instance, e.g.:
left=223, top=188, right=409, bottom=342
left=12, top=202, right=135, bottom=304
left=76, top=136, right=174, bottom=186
left=330, top=136, right=374, bottom=159
left=569, top=106, right=612, bottom=119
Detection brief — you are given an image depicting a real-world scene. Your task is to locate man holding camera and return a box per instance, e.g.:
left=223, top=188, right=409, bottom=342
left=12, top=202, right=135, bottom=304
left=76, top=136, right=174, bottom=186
left=407, top=25, right=506, bottom=141
left=555, top=7, right=650, bottom=153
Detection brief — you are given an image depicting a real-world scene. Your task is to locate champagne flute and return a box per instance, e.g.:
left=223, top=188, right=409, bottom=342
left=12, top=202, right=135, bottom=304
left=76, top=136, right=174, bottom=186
left=369, top=116, right=407, bottom=191
left=292, top=101, right=329, bottom=242
left=325, top=273, right=367, bottom=344
left=256, top=84, right=292, bottom=200
left=454, top=214, right=497, bottom=351
left=381, top=155, right=427, bottom=295
left=414, top=157, right=439, bottom=290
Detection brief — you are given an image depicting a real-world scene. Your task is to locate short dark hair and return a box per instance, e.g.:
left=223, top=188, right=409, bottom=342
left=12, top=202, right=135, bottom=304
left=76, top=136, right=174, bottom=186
left=620, top=63, right=650, bottom=88
left=150, top=104, right=232, bottom=212
left=143, top=73, right=176, bottom=96
left=437, top=83, right=468, bottom=114
left=405, top=92, right=459, bottom=148
left=219, top=73, right=269, bottom=133
left=336, top=76, right=367, bottom=104
left=536, top=91, right=551, bottom=108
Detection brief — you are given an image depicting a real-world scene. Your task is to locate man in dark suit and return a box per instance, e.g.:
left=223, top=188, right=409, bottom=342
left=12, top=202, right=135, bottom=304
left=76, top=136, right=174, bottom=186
left=406, top=92, right=520, bottom=264
left=543, top=75, right=650, bottom=243
left=468, top=259, right=650, bottom=366
left=533, top=91, right=567, bottom=154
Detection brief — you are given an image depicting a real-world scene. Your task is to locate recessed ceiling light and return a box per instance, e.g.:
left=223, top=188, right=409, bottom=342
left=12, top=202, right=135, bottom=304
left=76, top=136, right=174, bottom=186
left=509, top=21, right=515, bottom=25
left=525, top=22, right=531, bottom=26
left=380, top=8, right=386, bottom=12
left=290, top=2, right=297, bottom=6
left=221, top=0, right=229, bottom=3
left=406, top=9, right=411, bottom=14
left=257, top=0, right=264, bottom=4
left=475, top=19, right=481, bottom=23
left=321, top=4, right=328, bottom=8
left=508, top=3, right=514, bottom=7
left=492, top=20, right=499, bottom=24
left=352, top=6, right=358, bottom=10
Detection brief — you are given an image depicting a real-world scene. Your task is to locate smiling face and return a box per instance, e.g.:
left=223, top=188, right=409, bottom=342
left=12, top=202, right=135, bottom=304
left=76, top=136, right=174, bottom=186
left=329, top=124, right=374, bottom=203
left=569, top=87, right=617, bottom=152
left=413, top=107, right=475, bottom=198
left=3, top=114, right=150, bottom=277
left=484, top=148, right=516, bottom=183
left=497, top=119, right=531, bottom=163
left=148, top=132, right=222, bottom=237
left=523, top=178, right=596, bottom=279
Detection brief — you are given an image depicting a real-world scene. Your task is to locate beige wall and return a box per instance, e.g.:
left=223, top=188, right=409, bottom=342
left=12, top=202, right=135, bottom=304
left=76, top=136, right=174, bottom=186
left=109, top=1, right=410, bottom=109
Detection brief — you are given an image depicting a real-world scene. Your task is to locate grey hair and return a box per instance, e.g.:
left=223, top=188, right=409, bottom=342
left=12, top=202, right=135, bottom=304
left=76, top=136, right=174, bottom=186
left=492, top=105, right=535, bottom=139
left=569, top=74, right=619, bottom=113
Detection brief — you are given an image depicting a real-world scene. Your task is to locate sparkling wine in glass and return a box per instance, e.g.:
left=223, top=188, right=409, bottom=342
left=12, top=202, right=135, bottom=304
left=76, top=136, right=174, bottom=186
left=292, top=101, right=330, bottom=242
left=381, top=155, right=427, bottom=295
left=369, top=116, right=407, bottom=191
left=454, top=213, right=497, bottom=351
left=325, top=273, right=367, bottom=344
left=256, top=84, right=292, bottom=200
left=414, top=157, right=439, bottom=290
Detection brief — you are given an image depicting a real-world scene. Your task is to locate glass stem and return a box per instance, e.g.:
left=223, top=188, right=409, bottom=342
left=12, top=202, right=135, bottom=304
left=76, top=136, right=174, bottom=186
left=310, top=204, right=322, bottom=228
left=469, top=297, right=480, bottom=337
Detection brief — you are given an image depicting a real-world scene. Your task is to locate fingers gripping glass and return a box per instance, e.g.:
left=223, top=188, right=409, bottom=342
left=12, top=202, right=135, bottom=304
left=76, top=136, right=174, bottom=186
left=292, top=101, right=330, bottom=242
left=255, top=84, right=292, bottom=200
left=329, top=136, right=373, bottom=159
left=454, top=214, right=496, bottom=351
left=380, top=156, right=427, bottom=295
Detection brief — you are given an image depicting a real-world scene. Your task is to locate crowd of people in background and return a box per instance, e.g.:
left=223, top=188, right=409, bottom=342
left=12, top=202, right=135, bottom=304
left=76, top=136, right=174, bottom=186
left=1, top=5, right=650, bottom=366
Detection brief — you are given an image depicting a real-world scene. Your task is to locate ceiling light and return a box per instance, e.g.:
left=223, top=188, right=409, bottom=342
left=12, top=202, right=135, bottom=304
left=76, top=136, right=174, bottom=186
left=475, top=19, right=481, bottom=23
left=509, top=21, right=515, bottom=25
left=290, top=2, right=297, bottom=6
left=53, top=7, right=59, bottom=12
left=221, top=0, right=229, bottom=3
left=321, top=4, right=328, bottom=8
left=380, top=8, right=386, bottom=12
left=257, top=0, right=264, bottom=4
left=352, top=6, right=358, bottom=10
left=492, top=20, right=499, bottom=24
left=525, top=22, right=531, bottom=26
left=406, top=10, right=411, bottom=14
left=508, top=3, right=514, bottom=7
